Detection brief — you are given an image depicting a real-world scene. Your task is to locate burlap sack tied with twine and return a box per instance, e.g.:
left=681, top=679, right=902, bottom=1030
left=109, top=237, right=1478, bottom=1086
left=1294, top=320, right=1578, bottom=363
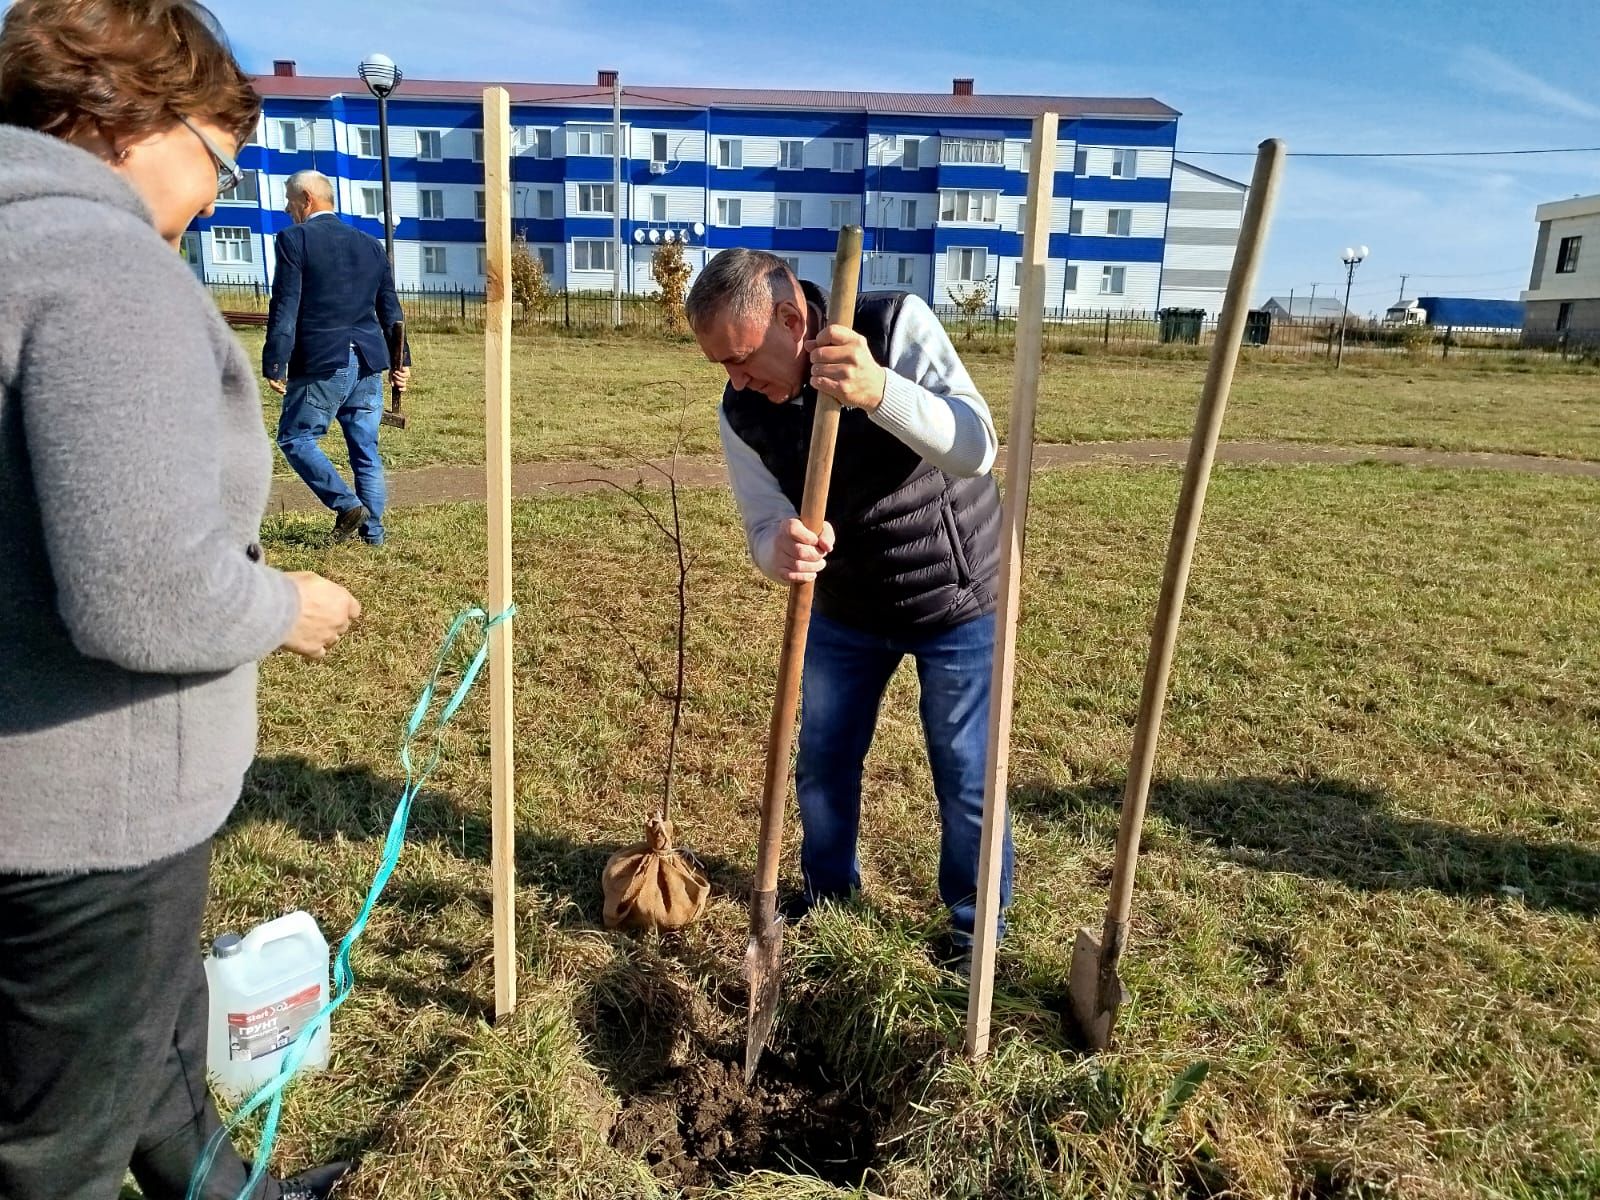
left=602, top=815, right=709, bottom=931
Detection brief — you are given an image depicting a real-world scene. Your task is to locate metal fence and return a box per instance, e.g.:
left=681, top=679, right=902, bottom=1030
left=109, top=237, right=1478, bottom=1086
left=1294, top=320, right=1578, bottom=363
left=204, top=276, right=1599, bottom=362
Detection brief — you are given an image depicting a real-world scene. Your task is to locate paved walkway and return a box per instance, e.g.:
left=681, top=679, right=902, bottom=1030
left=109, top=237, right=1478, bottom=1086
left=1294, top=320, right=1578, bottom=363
left=267, top=439, right=1600, bottom=514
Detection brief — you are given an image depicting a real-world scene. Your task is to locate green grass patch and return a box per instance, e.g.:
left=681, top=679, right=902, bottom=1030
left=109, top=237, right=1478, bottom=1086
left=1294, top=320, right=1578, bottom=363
left=237, top=329, right=1600, bottom=473
left=211, top=463, right=1600, bottom=1198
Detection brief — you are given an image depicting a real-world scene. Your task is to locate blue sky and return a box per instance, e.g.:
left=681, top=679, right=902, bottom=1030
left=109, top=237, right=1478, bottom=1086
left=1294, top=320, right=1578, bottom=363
left=207, top=0, right=1600, bottom=311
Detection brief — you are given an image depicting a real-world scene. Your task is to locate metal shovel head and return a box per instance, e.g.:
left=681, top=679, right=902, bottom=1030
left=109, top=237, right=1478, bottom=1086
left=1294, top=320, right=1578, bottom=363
left=743, top=892, right=785, bottom=1083
left=1067, top=926, right=1123, bottom=1051
left=380, top=411, right=408, bottom=429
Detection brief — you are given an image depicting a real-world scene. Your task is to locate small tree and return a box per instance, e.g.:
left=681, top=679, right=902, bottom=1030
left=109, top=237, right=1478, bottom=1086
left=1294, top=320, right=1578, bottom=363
left=946, top=279, right=991, bottom=340
left=651, top=240, right=692, bottom=332
left=509, top=234, right=553, bottom=324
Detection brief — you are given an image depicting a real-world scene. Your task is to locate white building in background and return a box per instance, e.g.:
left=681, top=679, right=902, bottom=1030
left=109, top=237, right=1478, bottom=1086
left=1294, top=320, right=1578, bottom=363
left=1157, top=160, right=1247, bottom=315
left=1522, top=192, right=1600, bottom=344
left=188, top=63, right=1250, bottom=315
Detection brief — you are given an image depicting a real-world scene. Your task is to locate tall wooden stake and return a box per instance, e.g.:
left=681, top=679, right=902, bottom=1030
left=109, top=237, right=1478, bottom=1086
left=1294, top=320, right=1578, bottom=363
left=483, top=87, right=517, bottom=1021
left=964, top=112, right=1057, bottom=1060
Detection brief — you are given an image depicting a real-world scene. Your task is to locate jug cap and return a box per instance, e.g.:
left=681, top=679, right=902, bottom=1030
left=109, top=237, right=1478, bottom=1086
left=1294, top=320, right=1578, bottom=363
left=211, top=933, right=243, bottom=959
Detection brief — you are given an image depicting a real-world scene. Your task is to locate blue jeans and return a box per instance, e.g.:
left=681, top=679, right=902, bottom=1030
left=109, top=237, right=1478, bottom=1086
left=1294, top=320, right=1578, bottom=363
left=276, top=347, right=386, bottom=544
left=796, top=609, right=1012, bottom=944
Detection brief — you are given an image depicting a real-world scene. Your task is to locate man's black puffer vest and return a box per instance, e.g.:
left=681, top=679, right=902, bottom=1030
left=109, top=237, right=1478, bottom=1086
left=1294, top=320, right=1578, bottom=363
left=722, top=281, right=1001, bottom=635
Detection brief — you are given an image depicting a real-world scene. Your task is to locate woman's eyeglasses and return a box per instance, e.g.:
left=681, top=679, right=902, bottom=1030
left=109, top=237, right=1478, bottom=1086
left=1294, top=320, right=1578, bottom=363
left=179, top=116, right=245, bottom=196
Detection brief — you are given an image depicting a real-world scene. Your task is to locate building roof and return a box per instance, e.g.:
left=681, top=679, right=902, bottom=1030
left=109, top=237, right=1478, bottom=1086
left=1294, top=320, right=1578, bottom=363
left=1533, top=192, right=1600, bottom=223
left=252, top=73, right=1179, bottom=119
left=1172, top=159, right=1248, bottom=190
left=1264, top=295, right=1347, bottom=318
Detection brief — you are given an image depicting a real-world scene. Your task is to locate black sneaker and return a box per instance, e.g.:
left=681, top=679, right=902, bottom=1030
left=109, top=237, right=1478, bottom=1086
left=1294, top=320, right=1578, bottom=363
left=932, top=933, right=974, bottom=980
left=278, top=1160, right=352, bottom=1200
left=332, top=506, right=368, bottom=543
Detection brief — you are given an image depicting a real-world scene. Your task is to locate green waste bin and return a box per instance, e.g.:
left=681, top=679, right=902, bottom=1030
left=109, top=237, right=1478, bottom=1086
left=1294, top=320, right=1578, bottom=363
left=1158, top=306, right=1205, bottom=344
left=1245, top=309, right=1272, bottom=346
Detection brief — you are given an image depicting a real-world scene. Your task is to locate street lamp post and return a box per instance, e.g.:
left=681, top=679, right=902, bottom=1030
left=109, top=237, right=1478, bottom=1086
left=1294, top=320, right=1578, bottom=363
left=1335, top=245, right=1367, bottom=368
left=358, top=52, right=403, bottom=270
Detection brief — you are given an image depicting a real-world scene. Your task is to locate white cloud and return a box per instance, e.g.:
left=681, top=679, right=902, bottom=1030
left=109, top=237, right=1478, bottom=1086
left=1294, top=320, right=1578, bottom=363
left=1452, top=46, right=1600, bottom=121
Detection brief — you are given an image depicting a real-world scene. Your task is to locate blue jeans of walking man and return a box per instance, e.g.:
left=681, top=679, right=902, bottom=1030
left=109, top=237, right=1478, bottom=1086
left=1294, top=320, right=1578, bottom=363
left=796, top=609, right=1013, bottom=946
left=277, top=346, right=386, bottom=544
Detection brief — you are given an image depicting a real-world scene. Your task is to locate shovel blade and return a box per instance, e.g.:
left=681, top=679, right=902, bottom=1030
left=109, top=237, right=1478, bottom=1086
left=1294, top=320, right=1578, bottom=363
left=1067, top=926, right=1123, bottom=1051
left=743, top=911, right=785, bottom=1083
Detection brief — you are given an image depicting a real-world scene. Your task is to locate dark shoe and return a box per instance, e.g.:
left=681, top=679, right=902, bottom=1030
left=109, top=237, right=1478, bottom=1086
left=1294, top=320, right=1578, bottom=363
left=332, top=506, right=368, bottom=543
left=279, top=1160, right=352, bottom=1200
left=932, top=932, right=974, bottom=980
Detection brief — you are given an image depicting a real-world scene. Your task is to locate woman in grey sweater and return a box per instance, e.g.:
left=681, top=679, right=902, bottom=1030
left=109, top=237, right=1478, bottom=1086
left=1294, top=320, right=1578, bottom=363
left=0, top=3, right=359, bottom=1197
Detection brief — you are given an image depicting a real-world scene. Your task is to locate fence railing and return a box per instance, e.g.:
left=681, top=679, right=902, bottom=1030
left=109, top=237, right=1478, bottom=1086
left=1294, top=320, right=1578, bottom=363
left=203, top=276, right=1598, bottom=362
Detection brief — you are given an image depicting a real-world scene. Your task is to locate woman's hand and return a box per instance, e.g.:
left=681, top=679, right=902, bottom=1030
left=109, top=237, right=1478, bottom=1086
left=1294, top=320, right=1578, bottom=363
left=281, top=572, right=362, bottom=659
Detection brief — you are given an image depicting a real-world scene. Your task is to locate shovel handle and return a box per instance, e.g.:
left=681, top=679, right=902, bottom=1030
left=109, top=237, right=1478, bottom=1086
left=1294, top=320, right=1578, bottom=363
left=1097, top=141, right=1285, bottom=978
left=387, top=320, right=406, bottom=411
left=752, top=226, right=863, bottom=895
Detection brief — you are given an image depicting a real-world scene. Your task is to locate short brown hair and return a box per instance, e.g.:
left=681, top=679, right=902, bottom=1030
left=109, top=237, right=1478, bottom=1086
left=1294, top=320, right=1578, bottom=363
left=0, top=0, right=260, bottom=147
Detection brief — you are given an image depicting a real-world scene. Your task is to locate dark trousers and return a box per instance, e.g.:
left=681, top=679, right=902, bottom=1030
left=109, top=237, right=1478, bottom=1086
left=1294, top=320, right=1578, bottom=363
left=0, top=840, right=276, bottom=1200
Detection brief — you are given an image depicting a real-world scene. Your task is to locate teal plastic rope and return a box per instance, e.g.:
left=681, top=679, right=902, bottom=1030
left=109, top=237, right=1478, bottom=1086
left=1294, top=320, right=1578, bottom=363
left=187, top=603, right=516, bottom=1200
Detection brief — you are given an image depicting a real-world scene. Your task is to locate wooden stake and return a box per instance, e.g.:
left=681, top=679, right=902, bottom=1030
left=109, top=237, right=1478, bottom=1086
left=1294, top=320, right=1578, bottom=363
left=965, top=112, right=1058, bottom=1060
left=483, top=87, right=517, bottom=1021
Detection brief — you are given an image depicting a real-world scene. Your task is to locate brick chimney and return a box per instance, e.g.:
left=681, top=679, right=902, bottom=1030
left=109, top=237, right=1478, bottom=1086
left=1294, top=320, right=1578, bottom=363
left=598, top=68, right=619, bottom=88
left=272, top=60, right=297, bottom=77
left=952, top=77, right=974, bottom=96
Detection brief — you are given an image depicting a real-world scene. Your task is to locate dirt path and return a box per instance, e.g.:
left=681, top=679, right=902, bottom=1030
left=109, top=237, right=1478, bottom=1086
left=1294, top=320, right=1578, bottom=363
left=267, top=440, right=1600, bottom=514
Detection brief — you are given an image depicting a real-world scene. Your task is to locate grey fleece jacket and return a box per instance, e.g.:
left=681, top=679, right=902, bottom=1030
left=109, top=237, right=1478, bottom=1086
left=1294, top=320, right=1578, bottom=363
left=0, top=126, right=301, bottom=874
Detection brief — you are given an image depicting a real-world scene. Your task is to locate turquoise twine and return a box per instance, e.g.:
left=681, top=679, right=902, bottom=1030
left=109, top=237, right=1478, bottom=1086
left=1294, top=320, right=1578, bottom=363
left=187, top=603, right=516, bottom=1200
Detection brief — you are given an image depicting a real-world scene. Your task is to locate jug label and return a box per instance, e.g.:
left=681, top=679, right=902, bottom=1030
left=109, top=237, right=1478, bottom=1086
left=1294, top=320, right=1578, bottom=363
left=226, top=984, right=322, bottom=1062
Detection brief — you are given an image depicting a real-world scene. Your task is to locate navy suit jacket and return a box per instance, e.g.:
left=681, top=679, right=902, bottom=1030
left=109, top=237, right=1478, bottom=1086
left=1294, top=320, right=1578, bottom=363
left=262, top=213, right=406, bottom=381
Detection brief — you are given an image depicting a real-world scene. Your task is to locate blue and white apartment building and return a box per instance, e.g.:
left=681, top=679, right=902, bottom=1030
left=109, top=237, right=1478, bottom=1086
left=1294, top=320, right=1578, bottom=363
left=187, top=64, right=1245, bottom=314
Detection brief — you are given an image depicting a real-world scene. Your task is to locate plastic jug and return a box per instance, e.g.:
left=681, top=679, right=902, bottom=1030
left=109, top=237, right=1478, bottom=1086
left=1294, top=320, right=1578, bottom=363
left=204, top=910, right=331, bottom=1102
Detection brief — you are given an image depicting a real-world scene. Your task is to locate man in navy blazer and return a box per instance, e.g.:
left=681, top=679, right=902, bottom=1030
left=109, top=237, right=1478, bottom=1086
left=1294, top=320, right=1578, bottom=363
left=263, top=169, right=410, bottom=545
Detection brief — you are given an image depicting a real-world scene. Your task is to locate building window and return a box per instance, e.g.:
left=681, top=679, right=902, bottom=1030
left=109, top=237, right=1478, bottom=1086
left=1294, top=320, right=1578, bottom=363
left=716, top=138, right=742, bottom=169
left=218, top=170, right=259, bottom=204
left=472, top=132, right=484, bottom=162
left=574, top=239, right=614, bottom=271
left=651, top=131, right=668, bottom=163
left=536, top=188, right=555, bottom=220
left=650, top=192, right=668, bottom=222
left=832, top=141, right=857, bottom=172
left=1557, top=235, right=1582, bottom=274
left=939, top=189, right=997, bottom=223
left=1101, top=265, right=1126, bottom=295
left=278, top=120, right=299, bottom=152
left=782, top=255, right=802, bottom=276
left=211, top=226, right=252, bottom=264
left=1556, top=301, right=1572, bottom=331
left=576, top=183, right=615, bottom=214
left=1069, top=208, right=1084, bottom=234
left=947, top=247, right=986, bottom=282
left=1013, top=262, right=1025, bottom=288
left=1065, top=264, right=1079, bottom=292
left=419, top=189, right=444, bottom=220
left=477, top=246, right=487, bottom=276
left=776, top=198, right=802, bottom=229
left=537, top=246, right=556, bottom=275
left=716, top=197, right=742, bottom=227
left=897, top=256, right=915, bottom=285
left=423, top=246, right=448, bottom=275
left=829, top=199, right=856, bottom=229
left=528, top=128, right=553, bottom=159
left=902, top=138, right=920, bottom=170
left=1017, top=202, right=1027, bottom=232
left=1074, top=146, right=1089, bottom=175
left=475, top=190, right=488, bottom=221
left=900, top=198, right=918, bottom=229
left=1112, top=148, right=1138, bottom=178
left=940, top=136, right=1002, bottom=165
left=1106, top=208, right=1132, bottom=236
left=569, top=127, right=615, bottom=156
left=355, top=127, right=379, bottom=157
left=417, top=130, right=442, bottom=161
left=358, top=186, right=383, bottom=218
left=779, top=139, right=804, bottom=170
